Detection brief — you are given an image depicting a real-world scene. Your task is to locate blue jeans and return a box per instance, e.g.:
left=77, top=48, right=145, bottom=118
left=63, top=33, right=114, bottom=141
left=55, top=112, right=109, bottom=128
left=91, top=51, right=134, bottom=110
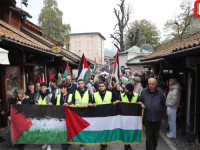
left=80, top=145, right=84, bottom=147
left=167, top=107, right=177, bottom=138
left=61, top=144, right=68, bottom=148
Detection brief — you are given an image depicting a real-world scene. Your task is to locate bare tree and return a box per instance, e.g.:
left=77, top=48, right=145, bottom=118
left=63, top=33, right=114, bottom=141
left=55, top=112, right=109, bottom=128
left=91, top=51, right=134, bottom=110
left=110, top=0, right=133, bottom=52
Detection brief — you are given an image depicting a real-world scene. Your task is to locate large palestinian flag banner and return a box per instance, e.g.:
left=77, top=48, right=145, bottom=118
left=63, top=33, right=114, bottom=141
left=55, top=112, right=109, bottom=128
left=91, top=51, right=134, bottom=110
left=11, top=103, right=143, bottom=145
left=11, top=105, right=67, bottom=144
left=77, top=54, right=90, bottom=82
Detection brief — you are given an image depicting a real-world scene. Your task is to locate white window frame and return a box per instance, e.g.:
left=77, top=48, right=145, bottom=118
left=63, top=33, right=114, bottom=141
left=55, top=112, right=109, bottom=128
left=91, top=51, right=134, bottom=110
left=87, top=50, right=89, bottom=56
left=74, top=41, right=77, bottom=47
left=87, top=41, right=89, bottom=47
left=74, top=50, right=77, bottom=55
left=78, top=50, right=81, bottom=56
left=91, top=41, right=93, bottom=46
left=91, top=49, right=93, bottom=55
left=78, top=41, right=81, bottom=47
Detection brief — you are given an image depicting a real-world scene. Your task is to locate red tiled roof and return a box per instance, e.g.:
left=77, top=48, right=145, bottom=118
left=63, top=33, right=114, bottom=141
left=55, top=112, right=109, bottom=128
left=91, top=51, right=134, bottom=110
left=141, top=31, right=200, bottom=61
left=0, top=20, right=51, bottom=51
left=14, top=6, right=30, bottom=15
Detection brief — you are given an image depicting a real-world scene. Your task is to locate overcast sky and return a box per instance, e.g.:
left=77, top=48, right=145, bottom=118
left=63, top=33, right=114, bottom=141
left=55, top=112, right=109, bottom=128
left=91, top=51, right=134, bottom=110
left=16, top=0, right=194, bottom=50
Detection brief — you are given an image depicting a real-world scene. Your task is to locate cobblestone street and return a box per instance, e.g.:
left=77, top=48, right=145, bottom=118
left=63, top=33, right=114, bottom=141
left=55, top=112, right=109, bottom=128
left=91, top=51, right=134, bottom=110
left=0, top=127, right=172, bottom=150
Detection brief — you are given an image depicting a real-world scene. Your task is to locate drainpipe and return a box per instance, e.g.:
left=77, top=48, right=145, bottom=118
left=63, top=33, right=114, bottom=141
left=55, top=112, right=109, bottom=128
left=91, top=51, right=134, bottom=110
left=8, top=10, right=12, bottom=24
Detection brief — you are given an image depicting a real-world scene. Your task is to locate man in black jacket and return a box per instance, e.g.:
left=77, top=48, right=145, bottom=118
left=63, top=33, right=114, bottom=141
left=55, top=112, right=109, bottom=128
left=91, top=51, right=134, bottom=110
left=0, top=99, right=6, bottom=143
left=25, top=82, right=37, bottom=105
left=138, top=78, right=166, bottom=150
left=65, top=76, right=77, bottom=95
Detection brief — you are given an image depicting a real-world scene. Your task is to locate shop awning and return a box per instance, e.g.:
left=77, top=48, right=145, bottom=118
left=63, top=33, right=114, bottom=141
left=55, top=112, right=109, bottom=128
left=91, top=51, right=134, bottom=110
left=0, top=48, right=10, bottom=65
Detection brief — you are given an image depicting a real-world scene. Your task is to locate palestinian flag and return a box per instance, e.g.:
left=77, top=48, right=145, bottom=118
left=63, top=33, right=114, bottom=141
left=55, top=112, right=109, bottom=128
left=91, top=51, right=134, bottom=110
left=65, top=103, right=143, bottom=145
left=77, top=54, right=90, bottom=82
left=120, top=76, right=129, bottom=82
left=113, top=49, right=120, bottom=83
left=11, top=105, right=68, bottom=144
left=94, top=58, right=97, bottom=73
left=64, top=62, right=69, bottom=78
left=125, top=68, right=131, bottom=73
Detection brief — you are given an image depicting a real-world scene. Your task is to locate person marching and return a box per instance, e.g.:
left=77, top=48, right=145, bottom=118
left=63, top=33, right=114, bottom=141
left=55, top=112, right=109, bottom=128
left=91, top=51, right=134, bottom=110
left=93, top=81, right=116, bottom=150
left=35, top=82, right=53, bottom=150
left=55, top=83, right=73, bottom=150
left=71, top=79, right=92, bottom=150
left=120, top=83, right=139, bottom=150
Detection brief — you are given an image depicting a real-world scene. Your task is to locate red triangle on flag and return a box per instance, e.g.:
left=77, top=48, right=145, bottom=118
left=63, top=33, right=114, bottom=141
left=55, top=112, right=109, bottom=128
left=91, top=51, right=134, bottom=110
left=39, top=75, right=42, bottom=83
left=48, top=70, right=53, bottom=81
left=11, top=105, right=33, bottom=143
left=83, top=54, right=89, bottom=69
left=64, top=106, right=90, bottom=141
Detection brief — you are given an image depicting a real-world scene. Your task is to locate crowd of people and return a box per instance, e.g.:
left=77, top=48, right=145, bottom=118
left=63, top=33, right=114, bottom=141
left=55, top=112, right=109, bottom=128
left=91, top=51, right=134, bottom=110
left=0, top=69, right=183, bottom=150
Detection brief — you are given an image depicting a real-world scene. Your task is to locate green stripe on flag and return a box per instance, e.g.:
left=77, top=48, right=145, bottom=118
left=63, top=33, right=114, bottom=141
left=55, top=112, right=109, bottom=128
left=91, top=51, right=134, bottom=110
left=84, top=69, right=90, bottom=82
left=13, top=129, right=68, bottom=144
left=69, top=129, right=142, bottom=144
left=63, top=70, right=68, bottom=78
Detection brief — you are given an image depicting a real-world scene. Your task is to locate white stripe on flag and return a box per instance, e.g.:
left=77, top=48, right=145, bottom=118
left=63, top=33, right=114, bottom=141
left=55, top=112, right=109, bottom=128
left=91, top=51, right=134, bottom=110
left=83, top=115, right=142, bottom=131
left=29, top=118, right=67, bottom=130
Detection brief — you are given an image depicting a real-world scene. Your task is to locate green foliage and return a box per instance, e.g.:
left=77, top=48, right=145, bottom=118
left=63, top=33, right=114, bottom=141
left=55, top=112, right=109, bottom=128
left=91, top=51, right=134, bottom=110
left=163, top=0, right=198, bottom=40
left=125, top=19, right=161, bottom=51
left=38, top=0, right=71, bottom=48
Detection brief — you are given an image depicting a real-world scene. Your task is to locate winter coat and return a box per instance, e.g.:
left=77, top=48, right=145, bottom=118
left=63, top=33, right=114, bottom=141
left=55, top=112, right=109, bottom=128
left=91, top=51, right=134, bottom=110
left=133, top=77, right=143, bottom=96
left=8, top=96, right=30, bottom=116
left=48, top=86, right=60, bottom=98
left=138, top=87, right=167, bottom=122
left=166, top=83, right=182, bottom=109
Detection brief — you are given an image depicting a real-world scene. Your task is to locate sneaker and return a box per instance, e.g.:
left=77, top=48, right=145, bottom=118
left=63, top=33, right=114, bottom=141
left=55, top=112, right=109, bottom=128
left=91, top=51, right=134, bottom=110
left=166, top=133, right=170, bottom=136
left=80, top=146, right=85, bottom=150
left=42, top=144, right=48, bottom=149
left=47, top=145, right=51, bottom=150
left=166, top=134, right=176, bottom=139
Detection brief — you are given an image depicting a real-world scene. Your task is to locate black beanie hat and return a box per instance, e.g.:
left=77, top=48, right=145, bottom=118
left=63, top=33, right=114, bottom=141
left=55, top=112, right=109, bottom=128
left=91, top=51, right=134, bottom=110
left=51, top=78, right=57, bottom=83
left=125, top=83, right=134, bottom=92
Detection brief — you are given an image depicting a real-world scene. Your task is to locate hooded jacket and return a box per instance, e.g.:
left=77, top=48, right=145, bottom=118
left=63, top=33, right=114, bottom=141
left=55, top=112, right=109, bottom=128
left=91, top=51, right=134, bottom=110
left=166, top=83, right=182, bottom=109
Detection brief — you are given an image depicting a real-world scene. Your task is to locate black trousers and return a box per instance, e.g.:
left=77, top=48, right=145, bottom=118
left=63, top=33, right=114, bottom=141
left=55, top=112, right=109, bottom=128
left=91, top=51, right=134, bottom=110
left=143, top=120, right=161, bottom=150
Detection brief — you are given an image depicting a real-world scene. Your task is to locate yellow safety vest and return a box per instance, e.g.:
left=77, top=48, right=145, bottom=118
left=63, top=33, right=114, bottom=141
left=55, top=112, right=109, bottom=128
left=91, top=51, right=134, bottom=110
left=94, top=91, right=112, bottom=104
left=120, top=92, right=138, bottom=103
left=56, top=94, right=73, bottom=105
left=75, top=90, right=89, bottom=105
left=38, top=94, right=52, bottom=105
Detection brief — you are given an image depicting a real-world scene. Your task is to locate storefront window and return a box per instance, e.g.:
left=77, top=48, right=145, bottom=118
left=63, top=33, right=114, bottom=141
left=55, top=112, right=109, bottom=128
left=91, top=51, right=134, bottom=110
left=34, top=65, right=44, bottom=83
left=5, top=66, right=21, bottom=99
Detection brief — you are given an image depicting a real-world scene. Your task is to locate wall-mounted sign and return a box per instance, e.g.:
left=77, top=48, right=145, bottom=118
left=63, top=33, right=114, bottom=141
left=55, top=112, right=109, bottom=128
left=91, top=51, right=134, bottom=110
left=51, top=46, right=62, bottom=53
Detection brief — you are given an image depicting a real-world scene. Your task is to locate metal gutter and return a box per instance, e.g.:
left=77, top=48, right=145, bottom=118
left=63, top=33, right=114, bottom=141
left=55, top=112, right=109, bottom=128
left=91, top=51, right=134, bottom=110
left=126, top=58, right=165, bottom=65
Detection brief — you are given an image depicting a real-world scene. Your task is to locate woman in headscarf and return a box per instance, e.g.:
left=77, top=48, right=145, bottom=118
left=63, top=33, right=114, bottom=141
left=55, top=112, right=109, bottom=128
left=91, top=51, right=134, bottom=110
left=132, top=77, right=143, bottom=96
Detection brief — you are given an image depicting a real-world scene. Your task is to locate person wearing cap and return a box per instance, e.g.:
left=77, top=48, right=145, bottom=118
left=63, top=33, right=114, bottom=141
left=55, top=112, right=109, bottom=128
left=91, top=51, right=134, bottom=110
left=35, top=82, right=53, bottom=150
left=55, top=83, right=72, bottom=150
left=25, top=82, right=37, bottom=105
left=132, top=77, right=143, bottom=96
left=93, top=81, right=116, bottom=150
left=71, top=79, right=92, bottom=150
left=48, top=78, right=61, bottom=105
left=119, top=83, right=139, bottom=150
left=8, top=89, right=30, bottom=150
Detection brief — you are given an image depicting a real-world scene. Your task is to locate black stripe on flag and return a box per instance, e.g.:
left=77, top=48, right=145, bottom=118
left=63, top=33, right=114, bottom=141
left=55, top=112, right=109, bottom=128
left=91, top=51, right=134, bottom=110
left=12, top=105, right=65, bottom=119
left=77, top=54, right=84, bottom=79
left=69, top=103, right=143, bottom=118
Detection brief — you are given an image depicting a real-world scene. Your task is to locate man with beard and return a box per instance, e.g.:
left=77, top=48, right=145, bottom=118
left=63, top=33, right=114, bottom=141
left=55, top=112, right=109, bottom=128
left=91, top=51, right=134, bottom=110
left=65, top=76, right=77, bottom=95
left=93, top=82, right=116, bottom=150
left=71, top=74, right=77, bottom=84
left=71, top=79, right=92, bottom=150
left=35, top=82, right=53, bottom=150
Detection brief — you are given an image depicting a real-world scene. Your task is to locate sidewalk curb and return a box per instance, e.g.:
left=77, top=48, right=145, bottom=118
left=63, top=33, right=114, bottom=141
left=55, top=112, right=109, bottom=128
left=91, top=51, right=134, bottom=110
left=159, top=131, right=178, bottom=150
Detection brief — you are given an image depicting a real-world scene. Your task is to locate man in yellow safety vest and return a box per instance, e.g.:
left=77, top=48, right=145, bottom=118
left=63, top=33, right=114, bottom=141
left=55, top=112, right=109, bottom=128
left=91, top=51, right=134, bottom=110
left=35, top=82, right=53, bottom=150
left=71, top=79, right=92, bottom=150
left=120, top=83, right=139, bottom=150
left=93, top=81, right=116, bottom=150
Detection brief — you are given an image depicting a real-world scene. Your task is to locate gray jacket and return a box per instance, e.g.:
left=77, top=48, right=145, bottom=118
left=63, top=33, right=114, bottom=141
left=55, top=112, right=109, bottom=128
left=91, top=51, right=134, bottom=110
left=166, top=83, right=182, bottom=109
left=139, top=87, right=167, bottom=122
